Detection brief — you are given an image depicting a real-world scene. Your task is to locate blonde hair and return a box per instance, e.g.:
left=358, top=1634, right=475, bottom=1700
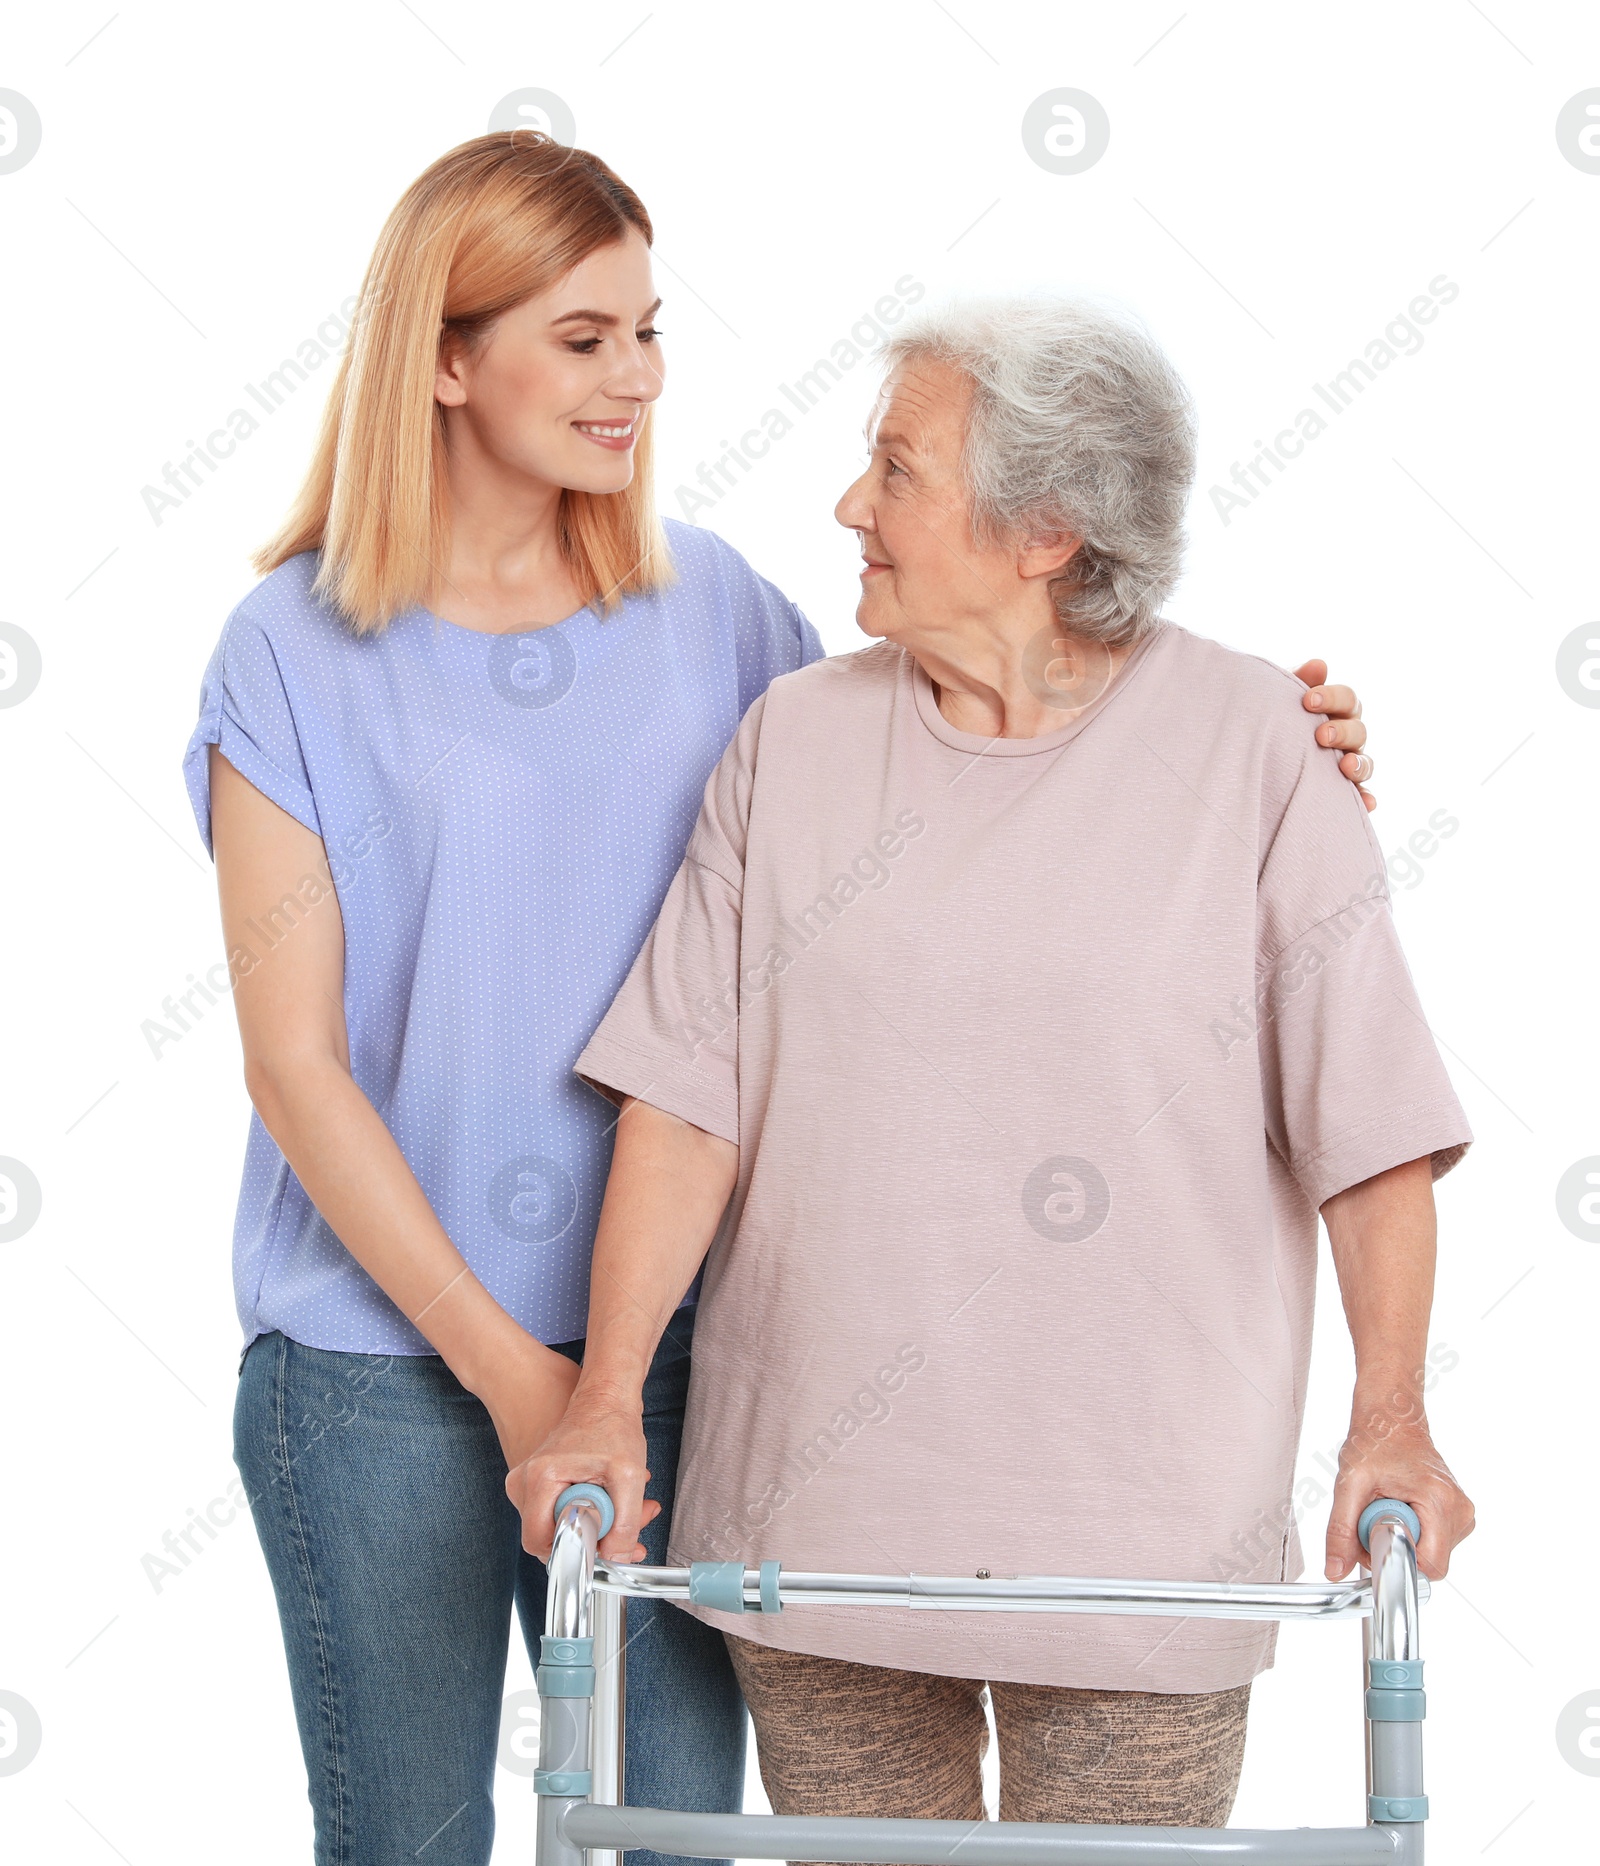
left=256, top=134, right=672, bottom=634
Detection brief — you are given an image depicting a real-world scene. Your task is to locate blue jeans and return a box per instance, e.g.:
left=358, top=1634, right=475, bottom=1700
left=234, top=1310, right=743, bottom=1866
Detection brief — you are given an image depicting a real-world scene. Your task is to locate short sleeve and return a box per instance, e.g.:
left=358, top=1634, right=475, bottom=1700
left=714, top=536, right=825, bottom=715
left=1254, top=726, right=1472, bottom=1210
left=183, top=606, right=321, bottom=856
left=574, top=694, right=765, bottom=1145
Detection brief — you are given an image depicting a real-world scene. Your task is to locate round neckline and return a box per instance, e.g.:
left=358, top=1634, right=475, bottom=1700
left=407, top=598, right=596, bottom=640
left=909, top=623, right=1170, bottom=756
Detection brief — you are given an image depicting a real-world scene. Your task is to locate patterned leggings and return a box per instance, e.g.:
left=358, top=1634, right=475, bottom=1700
left=726, top=1634, right=1252, bottom=1840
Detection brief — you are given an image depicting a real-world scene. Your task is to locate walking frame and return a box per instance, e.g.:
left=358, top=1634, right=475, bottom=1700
left=532, top=1485, right=1431, bottom=1865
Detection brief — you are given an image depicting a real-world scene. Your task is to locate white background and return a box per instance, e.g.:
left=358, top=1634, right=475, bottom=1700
left=2, top=2, right=1597, bottom=1860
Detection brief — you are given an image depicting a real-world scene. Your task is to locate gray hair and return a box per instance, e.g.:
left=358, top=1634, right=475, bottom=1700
left=879, top=297, right=1197, bottom=645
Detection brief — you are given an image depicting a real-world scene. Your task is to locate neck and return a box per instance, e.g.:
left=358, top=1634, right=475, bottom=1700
left=910, top=611, right=1137, bottom=740
left=433, top=419, right=581, bottom=634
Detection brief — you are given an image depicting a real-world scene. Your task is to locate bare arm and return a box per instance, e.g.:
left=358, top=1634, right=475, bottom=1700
left=209, top=745, right=578, bottom=1465
left=505, top=1095, right=738, bottom=1563
left=1321, top=1154, right=1474, bottom=1579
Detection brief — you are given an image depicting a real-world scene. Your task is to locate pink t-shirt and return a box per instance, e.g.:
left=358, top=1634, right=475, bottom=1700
left=576, top=624, right=1471, bottom=1692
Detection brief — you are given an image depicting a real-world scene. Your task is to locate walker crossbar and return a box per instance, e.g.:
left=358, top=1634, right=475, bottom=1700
left=596, top=1564, right=1429, bottom=1621
left=560, top=1804, right=1403, bottom=1862
left=534, top=1488, right=1428, bottom=1866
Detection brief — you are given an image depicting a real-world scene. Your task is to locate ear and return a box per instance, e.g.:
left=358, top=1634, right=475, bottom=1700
left=1017, top=531, right=1081, bottom=581
left=434, top=330, right=472, bottom=409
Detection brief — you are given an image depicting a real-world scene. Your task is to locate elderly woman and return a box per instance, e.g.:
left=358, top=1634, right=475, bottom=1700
left=513, top=300, right=1475, bottom=1830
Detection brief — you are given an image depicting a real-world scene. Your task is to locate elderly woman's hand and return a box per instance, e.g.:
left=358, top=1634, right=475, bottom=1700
left=1295, top=659, right=1374, bottom=810
left=506, top=1387, right=661, bottom=1565
left=504, top=1100, right=737, bottom=1566
left=1325, top=1419, right=1475, bottom=1581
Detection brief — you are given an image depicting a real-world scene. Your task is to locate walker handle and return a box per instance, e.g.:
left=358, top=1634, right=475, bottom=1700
left=1358, top=1497, right=1420, bottom=1552
left=554, top=1483, right=616, bottom=1538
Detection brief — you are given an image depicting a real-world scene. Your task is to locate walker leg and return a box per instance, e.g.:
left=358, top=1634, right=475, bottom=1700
left=1361, top=1616, right=1374, bottom=1808
left=535, top=1696, right=592, bottom=1866
left=1369, top=1721, right=1425, bottom=1864
left=1364, top=1511, right=1426, bottom=1865
left=536, top=1493, right=605, bottom=1866
left=589, top=1588, right=626, bottom=1866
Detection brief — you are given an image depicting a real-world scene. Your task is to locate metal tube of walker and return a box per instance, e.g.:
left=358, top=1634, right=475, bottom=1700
left=562, top=1803, right=1404, bottom=1863
left=594, top=1562, right=1422, bottom=1620
left=1360, top=1501, right=1426, bottom=1865
left=587, top=1583, right=626, bottom=1866
left=535, top=1490, right=606, bottom=1866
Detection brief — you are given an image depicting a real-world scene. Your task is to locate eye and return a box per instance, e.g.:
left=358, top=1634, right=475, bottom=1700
left=884, top=457, right=907, bottom=477
left=566, top=336, right=603, bottom=355
left=637, top=325, right=663, bottom=344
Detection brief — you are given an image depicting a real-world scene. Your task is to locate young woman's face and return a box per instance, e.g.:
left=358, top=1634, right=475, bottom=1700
left=435, top=230, right=664, bottom=493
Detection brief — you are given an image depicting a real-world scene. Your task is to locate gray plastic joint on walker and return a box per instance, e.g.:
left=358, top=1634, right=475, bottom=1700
left=689, top=1561, right=751, bottom=1613
left=537, top=1634, right=596, bottom=1699
left=1365, top=1656, right=1426, bottom=1723
left=687, top=1560, right=784, bottom=1614
left=1370, top=1793, right=1429, bottom=1822
left=1366, top=1688, right=1426, bottom=1722
left=1368, top=1659, right=1424, bottom=1688
left=534, top=1769, right=593, bottom=1797
left=759, top=1560, right=783, bottom=1613
left=553, top=1482, right=616, bottom=1538
left=1358, top=1498, right=1421, bottom=1549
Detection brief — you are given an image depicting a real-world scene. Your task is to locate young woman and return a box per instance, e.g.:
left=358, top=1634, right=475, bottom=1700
left=185, top=134, right=1374, bottom=1866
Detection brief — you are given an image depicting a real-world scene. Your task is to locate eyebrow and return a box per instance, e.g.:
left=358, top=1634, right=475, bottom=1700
left=871, top=424, right=920, bottom=454
left=550, top=298, right=663, bottom=328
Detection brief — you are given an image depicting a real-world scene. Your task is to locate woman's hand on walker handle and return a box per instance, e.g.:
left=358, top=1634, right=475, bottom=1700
left=1295, top=660, right=1375, bottom=811
left=506, top=1385, right=661, bottom=1565
left=506, top=1095, right=738, bottom=1565
left=1324, top=1419, right=1476, bottom=1582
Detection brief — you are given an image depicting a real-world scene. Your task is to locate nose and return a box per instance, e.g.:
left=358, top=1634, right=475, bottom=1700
left=834, top=465, right=874, bottom=532
left=608, top=335, right=665, bottom=407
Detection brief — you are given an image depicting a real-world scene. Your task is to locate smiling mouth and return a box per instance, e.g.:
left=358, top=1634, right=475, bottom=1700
left=573, top=418, right=637, bottom=448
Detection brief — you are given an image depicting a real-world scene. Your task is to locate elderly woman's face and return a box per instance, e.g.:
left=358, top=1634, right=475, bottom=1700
left=835, top=359, right=1012, bottom=647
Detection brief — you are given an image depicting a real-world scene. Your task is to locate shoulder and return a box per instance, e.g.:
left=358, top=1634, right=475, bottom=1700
left=661, top=522, right=822, bottom=687
left=713, top=644, right=894, bottom=776
left=1159, top=623, right=1309, bottom=713
left=217, top=552, right=348, bottom=662
left=1157, top=624, right=1335, bottom=793
left=775, top=639, right=899, bottom=694
left=661, top=519, right=762, bottom=590
left=1152, top=626, right=1376, bottom=879
left=688, top=647, right=896, bottom=872
left=661, top=520, right=797, bottom=614
left=753, top=640, right=898, bottom=720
